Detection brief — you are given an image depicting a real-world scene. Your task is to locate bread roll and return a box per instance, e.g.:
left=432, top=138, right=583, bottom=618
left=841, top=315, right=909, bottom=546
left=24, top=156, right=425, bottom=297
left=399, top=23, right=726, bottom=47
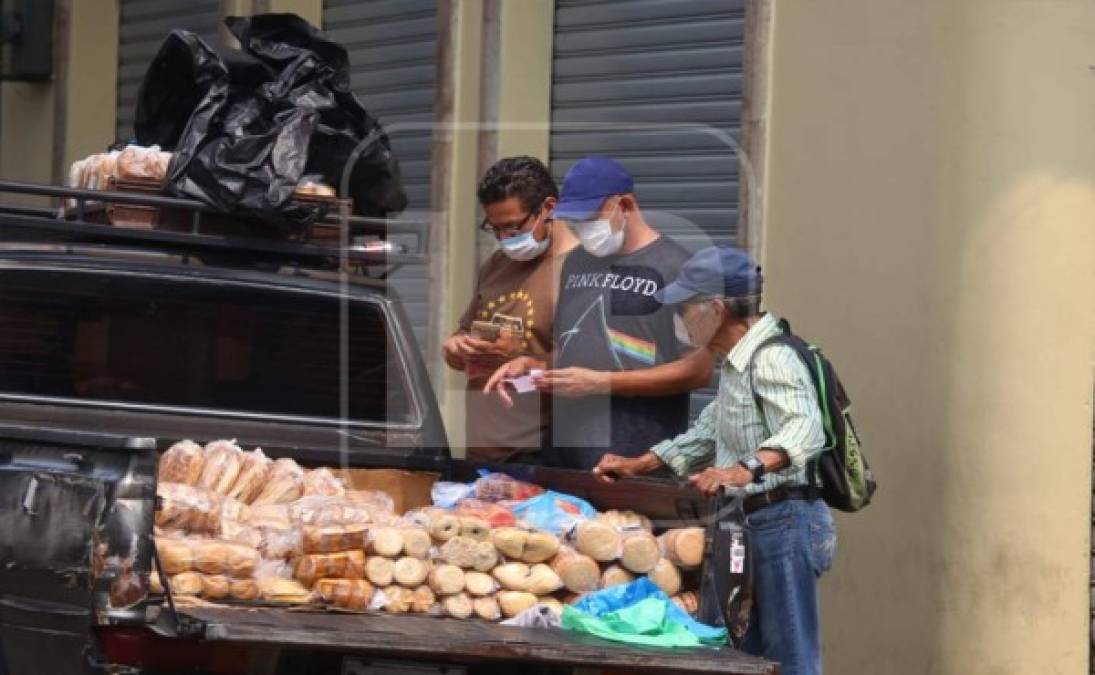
left=314, top=578, right=374, bottom=611
left=491, top=527, right=527, bottom=560
left=658, top=528, right=705, bottom=570
left=428, top=564, right=465, bottom=596
left=459, top=517, right=491, bottom=542
left=522, top=531, right=560, bottom=563
left=158, top=440, right=205, bottom=485
left=149, top=571, right=164, bottom=594
left=597, top=509, right=653, bottom=532
left=198, top=440, right=244, bottom=496
left=647, top=558, right=682, bottom=597
left=258, top=577, right=311, bottom=604
left=381, top=585, right=412, bottom=613
left=492, top=563, right=531, bottom=591
left=170, top=572, right=202, bottom=596
left=252, top=458, right=305, bottom=505
left=599, top=564, right=635, bottom=588
left=193, top=541, right=231, bottom=575
left=442, top=592, right=473, bottom=619
left=497, top=591, right=538, bottom=618
left=224, top=543, right=260, bottom=578
left=293, top=550, right=366, bottom=588
left=365, top=556, right=394, bottom=586
left=572, top=520, right=621, bottom=562
left=249, top=503, right=291, bottom=530
left=619, top=531, right=660, bottom=574
left=671, top=591, right=699, bottom=616
left=392, top=557, right=429, bottom=587
left=411, top=585, right=436, bottom=613
left=229, top=578, right=261, bottom=601
left=200, top=574, right=230, bottom=600
left=400, top=527, right=432, bottom=559
left=303, top=468, right=346, bottom=498
left=218, top=498, right=251, bottom=525
left=440, top=536, right=497, bottom=571
left=303, top=524, right=369, bottom=554
left=473, top=595, right=501, bottom=621
left=525, top=564, right=563, bottom=596
left=155, top=537, right=193, bottom=575
left=225, top=448, right=270, bottom=504
left=427, top=511, right=460, bottom=542
left=369, top=527, right=404, bottom=558
left=551, top=546, right=599, bottom=593
left=463, top=571, right=498, bottom=597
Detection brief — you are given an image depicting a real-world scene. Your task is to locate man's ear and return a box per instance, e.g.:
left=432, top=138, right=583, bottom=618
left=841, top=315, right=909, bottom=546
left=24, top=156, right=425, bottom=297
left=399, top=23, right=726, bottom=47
left=542, top=195, right=558, bottom=213
left=618, top=193, right=637, bottom=213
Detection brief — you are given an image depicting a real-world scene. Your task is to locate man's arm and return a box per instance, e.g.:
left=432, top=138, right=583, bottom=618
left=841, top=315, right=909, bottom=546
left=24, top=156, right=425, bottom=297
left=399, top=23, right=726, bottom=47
left=594, top=399, right=719, bottom=482
left=538, top=345, right=715, bottom=398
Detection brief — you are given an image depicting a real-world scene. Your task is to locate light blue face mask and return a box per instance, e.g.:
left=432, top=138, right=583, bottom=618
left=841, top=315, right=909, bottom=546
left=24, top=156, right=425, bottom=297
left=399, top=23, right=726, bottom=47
left=500, top=220, right=551, bottom=261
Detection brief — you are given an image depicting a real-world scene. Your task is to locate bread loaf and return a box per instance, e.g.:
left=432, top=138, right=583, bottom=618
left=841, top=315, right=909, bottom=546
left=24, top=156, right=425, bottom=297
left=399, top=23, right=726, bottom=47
left=442, top=592, right=473, bottom=619
left=158, top=440, right=205, bottom=485
left=427, top=564, right=465, bottom=596
left=197, top=440, right=244, bottom=496
left=249, top=503, right=291, bottom=530
left=491, top=527, right=528, bottom=560
left=192, top=541, right=232, bottom=575
left=200, top=574, right=231, bottom=600
left=155, top=537, right=193, bottom=575
left=551, top=546, right=599, bottom=593
left=599, top=564, right=635, bottom=588
left=439, top=536, right=497, bottom=571
left=473, top=595, right=501, bottom=621
left=369, top=527, right=405, bottom=558
left=314, top=578, right=374, bottom=611
left=365, top=556, right=394, bottom=586
left=523, top=531, right=560, bottom=563
left=411, top=585, right=436, bottom=613
left=400, top=527, right=432, bottom=559
left=225, top=448, right=270, bottom=504
left=525, top=564, right=563, bottom=596
left=229, top=578, right=261, bottom=601
left=258, top=577, right=311, bottom=604
left=392, top=557, right=429, bottom=587
left=492, top=563, right=531, bottom=591
left=647, top=558, right=682, bottom=597
left=302, top=524, right=369, bottom=554
left=619, top=531, right=660, bottom=573
left=170, top=572, right=202, bottom=596
left=572, top=520, right=621, bottom=562
left=497, top=591, right=538, bottom=618
left=155, top=482, right=220, bottom=533
left=225, top=543, right=260, bottom=578
left=597, top=509, right=653, bottom=532
left=303, top=468, right=346, bottom=498
left=381, top=585, right=412, bottom=613
left=658, top=528, right=705, bottom=570
left=463, top=571, right=498, bottom=597
left=252, top=458, right=304, bottom=505
left=459, top=516, right=491, bottom=542
left=293, top=550, right=366, bottom=587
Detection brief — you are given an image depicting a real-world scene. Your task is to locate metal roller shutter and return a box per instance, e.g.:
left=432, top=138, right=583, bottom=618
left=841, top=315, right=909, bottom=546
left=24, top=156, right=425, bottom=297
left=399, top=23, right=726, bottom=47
left=324, top=0, right=438, bottom=350
left=550, top=0, right=746, bottom=252
left=116, top=0, right=222, bottom=143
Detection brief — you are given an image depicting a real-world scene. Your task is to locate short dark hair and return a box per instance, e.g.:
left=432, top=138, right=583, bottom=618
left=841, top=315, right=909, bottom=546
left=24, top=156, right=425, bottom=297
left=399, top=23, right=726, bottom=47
left=716, top=294, right=763, bottom=319
left=477, top=156, right=559, bottom=213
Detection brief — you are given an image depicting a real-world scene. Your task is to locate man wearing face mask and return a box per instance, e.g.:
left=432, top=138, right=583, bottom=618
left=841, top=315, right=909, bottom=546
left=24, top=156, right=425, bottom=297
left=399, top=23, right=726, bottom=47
left=593, top=246, right=836, bottom=675
left=485, top=156, right=717, bottom=469
left=443, top=156, right=578, bottom=463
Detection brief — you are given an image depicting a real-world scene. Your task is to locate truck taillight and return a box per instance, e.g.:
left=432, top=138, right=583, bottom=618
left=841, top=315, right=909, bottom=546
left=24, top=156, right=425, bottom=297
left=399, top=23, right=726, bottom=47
left=96, top=626, right=252, bottom=674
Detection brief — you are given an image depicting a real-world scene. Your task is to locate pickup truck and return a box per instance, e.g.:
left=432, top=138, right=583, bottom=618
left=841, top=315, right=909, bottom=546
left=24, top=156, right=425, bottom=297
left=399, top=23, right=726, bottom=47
left=0, top=182, right=774, bottom=675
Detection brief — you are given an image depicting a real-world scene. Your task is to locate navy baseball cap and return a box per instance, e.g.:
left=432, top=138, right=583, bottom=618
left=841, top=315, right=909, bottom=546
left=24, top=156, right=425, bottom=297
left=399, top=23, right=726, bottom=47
left=656, top=246, right=764, bottom=305
left=554, top=156, right=635, bottom=221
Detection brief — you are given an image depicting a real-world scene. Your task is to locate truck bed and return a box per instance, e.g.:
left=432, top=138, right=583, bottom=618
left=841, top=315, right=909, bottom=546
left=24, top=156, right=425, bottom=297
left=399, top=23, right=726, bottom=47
left=161, top=605, right=776, bottom=674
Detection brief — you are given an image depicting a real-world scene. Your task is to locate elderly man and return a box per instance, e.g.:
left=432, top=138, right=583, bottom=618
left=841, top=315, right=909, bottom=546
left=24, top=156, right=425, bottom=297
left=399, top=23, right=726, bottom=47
left=593, top=245, right=838, bottom=675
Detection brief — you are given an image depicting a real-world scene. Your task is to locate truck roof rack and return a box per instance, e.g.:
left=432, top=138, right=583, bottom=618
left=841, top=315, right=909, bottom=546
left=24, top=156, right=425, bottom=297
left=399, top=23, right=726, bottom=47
left=0, top=180, right=430, bottom=275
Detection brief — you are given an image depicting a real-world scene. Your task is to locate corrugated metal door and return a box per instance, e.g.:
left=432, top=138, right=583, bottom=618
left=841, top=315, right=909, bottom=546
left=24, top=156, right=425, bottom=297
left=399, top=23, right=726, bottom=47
left=550, top=0, right=747, bottom=418
left=116, top=0, right=222, bottom=143
left=324, top=0, right=439, bottom=349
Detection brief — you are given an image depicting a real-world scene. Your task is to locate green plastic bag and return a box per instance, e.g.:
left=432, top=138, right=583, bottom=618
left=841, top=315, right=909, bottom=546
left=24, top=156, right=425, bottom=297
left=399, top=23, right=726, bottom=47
left=562, top=597, right=726, bottom=648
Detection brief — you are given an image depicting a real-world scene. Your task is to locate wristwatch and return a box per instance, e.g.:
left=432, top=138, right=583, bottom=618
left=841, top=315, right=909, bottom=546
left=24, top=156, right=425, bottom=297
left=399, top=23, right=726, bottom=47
left=737, top=455, right=766, bottom=483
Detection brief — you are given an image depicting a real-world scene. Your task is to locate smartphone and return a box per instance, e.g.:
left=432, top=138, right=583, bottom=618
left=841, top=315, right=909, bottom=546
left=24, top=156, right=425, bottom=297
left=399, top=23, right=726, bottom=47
left=470, top=320, right=501, bottom=341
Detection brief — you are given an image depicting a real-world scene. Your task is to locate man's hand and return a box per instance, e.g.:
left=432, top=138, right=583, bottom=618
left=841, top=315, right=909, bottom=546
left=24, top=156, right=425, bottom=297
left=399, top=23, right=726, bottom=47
left=593, top=452, right=664, bottom=483
left=442, top=333, right=501, bottom=370
left=482, top=356, right=546, bottom=407
left=688, top=465, right=752, bottom=495
left=535, top=367, right=610, bottom=398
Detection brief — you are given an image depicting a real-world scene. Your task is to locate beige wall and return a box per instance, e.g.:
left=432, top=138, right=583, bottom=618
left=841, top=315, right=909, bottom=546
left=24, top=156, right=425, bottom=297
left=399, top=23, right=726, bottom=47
left=761, top=1, right=1095, bottom=672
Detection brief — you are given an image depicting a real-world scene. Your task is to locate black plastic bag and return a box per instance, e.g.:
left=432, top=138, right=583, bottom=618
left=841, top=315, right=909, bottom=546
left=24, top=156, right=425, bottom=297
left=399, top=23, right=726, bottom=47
left=133, top=14, right=407, bottom=234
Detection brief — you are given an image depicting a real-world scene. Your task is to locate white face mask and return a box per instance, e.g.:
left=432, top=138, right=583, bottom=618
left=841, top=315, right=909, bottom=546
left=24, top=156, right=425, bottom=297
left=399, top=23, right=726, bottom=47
left=499, top=220, right=551, bottom=261
left=575, top=206, right=625, bottom=257
left=673, top=312, right=694, bottom=347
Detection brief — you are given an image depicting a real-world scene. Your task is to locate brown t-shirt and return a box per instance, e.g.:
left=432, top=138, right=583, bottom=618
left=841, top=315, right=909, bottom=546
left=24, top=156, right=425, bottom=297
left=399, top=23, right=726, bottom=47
left=457, top=249, right=569, bottom=461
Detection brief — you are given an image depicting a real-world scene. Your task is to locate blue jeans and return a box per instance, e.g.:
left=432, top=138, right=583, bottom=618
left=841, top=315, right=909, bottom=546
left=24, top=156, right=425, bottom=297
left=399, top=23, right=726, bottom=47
left=741, top=497, right=837, bottom=675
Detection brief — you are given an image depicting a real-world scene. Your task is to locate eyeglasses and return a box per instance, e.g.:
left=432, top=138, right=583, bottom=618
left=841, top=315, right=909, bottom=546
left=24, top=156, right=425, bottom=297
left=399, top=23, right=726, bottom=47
left=479, top=204, right=551, bottom=239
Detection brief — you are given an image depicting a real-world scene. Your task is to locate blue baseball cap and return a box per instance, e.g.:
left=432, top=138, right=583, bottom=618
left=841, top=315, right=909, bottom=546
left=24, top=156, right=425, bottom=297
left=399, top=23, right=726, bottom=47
left=554, top=156, right=635, bottom=221
left=656, top=246, right=764, bottom=305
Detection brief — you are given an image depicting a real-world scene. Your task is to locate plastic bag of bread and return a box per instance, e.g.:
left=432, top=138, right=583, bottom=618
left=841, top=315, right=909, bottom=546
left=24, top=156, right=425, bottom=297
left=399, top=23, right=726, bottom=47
left=439, top=536, right=497, bottom=572
left=619, top=530, right=660, bottom=574
left=225, top=448, right=271, bottom=504
left=453, top=499, right=516, bottom=528
left=196, top=440, right=244, bottom=496
left=155, top=482, right=221, bottom=533
left=368, top=527, right=404, bottom=558
left=303, top=468, right=346, bottom=498
left=597, top=509, right=653, bottom=533
left=229, top=578, right=261, bottom=601
left=192, top=540, right=260, bottom=578
left=258, top=577, right=312, bottom=604
left=314, top=578, right=374, bottom=611
left=169, top=571, right=203, bottom=596
left=402, top=507, right=459, bottom=542
left=380, top=585, right=413, bottom=614
left=472, top=473, right=544, bottom=502
left=491, top=527, right=559, bottom=563
left=525, top=564, right=563, bottom=596
left=115, top=144, right=171, bottom=183
left=302, top=524, right=369, bottom=554
left=457, top=516, right=491, bottom=542
left=218, top=519, right=263, bottom=550
left=158, top=440, right=205, bottom=486
left=365, top=556, right=394, bottom=586
left=149, top=570, right=165, bottom=595
left=155, top=536, right=194, bottom=575
left=345, top=489, right=396, bottom=514
left=257, top=527, right=303, bottom=560
left=218, top=497, right=251, bottom=524
left=293, top=550, right=366, bottom=588
left=599, top=564, right=635, bottom=589
left=399, top=527, right=432, bottom=559
left=290, top=497, right=375, bottom=527
left=647, top=558, right=682, bottom=597
left=551, top=546, right=599, bottom=593
left=252, top=458, right=305, bottom=505
left=249, top=503, right=291, bottom=530
left=492, top=563, right=531, bottom=592
left=657, top=527, right=705, bottom=570
left=569, top=519, right=622, bottom=562
left=200, top=574, right=231, bottom=600
left=410, top=585, right=436, bottom=613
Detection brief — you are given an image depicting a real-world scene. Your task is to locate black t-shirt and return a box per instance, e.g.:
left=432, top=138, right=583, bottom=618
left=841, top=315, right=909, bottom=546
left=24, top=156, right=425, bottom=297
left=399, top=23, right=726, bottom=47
left=549, top=236, right=692, bottom=468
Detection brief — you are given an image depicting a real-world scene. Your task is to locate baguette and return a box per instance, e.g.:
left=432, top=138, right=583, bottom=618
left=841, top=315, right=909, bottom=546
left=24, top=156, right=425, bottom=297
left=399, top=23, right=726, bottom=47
left=225, top=448, right=270, bottom=504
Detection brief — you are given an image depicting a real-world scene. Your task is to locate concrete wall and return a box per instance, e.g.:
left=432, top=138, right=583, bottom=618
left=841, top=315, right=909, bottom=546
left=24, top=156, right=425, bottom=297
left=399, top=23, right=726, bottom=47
left=760, top=1, right=1095, bottom=672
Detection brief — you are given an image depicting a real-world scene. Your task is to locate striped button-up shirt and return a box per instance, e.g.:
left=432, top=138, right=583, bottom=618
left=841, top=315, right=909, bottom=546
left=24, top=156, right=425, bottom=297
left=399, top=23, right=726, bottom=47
left=651, top=313, right=826, bottom=495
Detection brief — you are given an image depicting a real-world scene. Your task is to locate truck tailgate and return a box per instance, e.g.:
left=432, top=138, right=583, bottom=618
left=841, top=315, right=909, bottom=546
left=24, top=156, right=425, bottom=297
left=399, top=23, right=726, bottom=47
left=162, top=605, right=776, bottom=674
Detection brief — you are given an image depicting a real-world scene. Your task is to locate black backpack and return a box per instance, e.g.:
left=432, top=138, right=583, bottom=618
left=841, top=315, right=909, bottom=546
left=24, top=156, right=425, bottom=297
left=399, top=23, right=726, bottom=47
left=752, top=319, right=876, bottom=512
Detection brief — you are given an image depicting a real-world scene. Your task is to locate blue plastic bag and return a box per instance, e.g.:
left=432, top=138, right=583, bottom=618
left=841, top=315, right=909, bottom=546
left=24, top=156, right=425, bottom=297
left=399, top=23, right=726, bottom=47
left=510, top=490, right=598, bottom=535
left=570, top=578, right=727, bottom=645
